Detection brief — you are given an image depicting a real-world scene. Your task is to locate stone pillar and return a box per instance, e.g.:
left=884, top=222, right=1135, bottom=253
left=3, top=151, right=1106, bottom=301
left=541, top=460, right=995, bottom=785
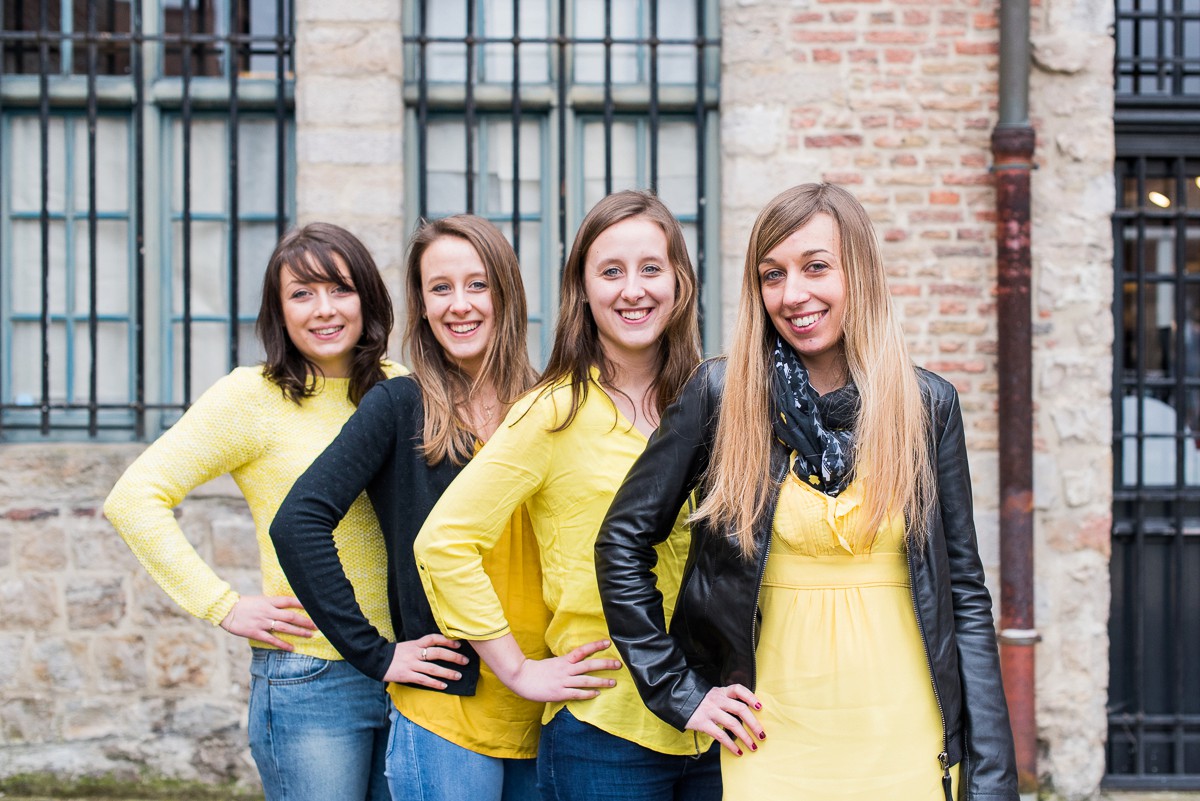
left=1028, top=0, right=1116, bottom=795
left=294, top=0, right=407, bottom=330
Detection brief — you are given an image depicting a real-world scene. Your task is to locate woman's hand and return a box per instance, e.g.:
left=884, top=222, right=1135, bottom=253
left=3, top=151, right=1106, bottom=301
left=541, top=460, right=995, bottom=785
left=219, top=595, right=317, bottom=650
left=383, top=633, right=469, bottom=689
left=685, top=684, right=766, bottom=756
left=470, top=635, right=621, bottom=703
left=502, top=639, right=622, bottom=703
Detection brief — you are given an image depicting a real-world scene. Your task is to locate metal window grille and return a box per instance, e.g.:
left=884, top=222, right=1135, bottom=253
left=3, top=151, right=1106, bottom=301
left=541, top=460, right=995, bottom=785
left=1108, top=151, right=1200, bottom=788
left=404, top=0, right=721, bottom=361
left=0, top=0, right=294, bottom=441
left=1115, top=0, right=1200, bottom=99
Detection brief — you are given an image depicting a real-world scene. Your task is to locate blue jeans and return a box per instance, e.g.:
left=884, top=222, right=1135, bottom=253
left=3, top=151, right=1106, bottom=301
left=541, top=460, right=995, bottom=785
left=248, top=648, right=391, bottom=801
left=537, top=708, right=721, bottom=801
left=385, top=708, right=540, bottom=801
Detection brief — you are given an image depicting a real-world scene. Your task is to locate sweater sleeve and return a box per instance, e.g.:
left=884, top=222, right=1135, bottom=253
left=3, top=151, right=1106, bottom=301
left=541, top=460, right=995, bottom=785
left=414, top=390, right=556, bottom=641
left=269, top=381, right=400, bottom=680
left=103, top=370, right=267, bottom=626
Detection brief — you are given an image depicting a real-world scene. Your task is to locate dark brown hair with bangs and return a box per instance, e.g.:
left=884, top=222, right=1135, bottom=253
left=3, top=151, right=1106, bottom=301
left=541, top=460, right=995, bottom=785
left=257, top=222, right=393, bottom=405
left=538, top=189, right=701, bottom=431
left=404, top=215, right=537, bottom=466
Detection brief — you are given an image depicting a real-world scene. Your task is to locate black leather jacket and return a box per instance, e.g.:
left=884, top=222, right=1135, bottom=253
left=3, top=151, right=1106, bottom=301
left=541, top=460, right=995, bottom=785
left=596, top=359, right=1017, bottom=801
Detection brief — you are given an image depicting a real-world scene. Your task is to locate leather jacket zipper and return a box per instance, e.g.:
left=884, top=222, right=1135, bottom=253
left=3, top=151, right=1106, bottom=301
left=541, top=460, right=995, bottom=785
left=905, top=514, right=951, bottom=800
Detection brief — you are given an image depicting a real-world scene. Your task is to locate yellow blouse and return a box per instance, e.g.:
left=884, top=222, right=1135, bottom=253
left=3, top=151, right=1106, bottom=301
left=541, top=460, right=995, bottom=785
left=415, top=371, right=703, bottom=755
left=393, top=491, right=550, bottom=758
left=104, top=364, right=403, bottom=659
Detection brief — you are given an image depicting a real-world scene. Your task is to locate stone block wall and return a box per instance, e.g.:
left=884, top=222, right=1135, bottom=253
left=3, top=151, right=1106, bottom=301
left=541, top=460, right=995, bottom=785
left=0, top=445, right=259, bottom=786
left=719, top=0, right=1114, bottom=798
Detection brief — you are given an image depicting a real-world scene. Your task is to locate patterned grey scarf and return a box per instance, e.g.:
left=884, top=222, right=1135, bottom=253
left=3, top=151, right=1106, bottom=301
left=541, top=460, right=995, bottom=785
left=771, top=335, right=859, bottom=496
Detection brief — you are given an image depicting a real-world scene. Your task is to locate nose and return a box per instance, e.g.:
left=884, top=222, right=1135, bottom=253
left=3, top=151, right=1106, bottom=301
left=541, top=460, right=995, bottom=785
left=781, top=270, right=810, bottom=308
left=315, top=289, right=336, bottom=316
left=449, top=288, right=472, bottom=314
left=620, top=273, right=646, bottom=303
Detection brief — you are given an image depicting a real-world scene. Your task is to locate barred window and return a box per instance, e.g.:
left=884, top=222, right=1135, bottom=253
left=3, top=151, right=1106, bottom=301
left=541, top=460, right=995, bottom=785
left=404, top=0, right=721, bottom=363
left=0, top=0, right=294, bottom=440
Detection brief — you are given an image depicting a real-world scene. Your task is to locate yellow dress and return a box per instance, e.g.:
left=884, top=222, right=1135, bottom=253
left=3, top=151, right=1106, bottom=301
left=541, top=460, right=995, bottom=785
left=721, top=466, right=960, bottom=800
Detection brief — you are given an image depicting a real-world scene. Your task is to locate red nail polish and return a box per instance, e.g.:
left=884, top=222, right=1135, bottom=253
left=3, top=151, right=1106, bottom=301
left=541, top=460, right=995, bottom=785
left=750, top=742, right=757, bottom=751
left=736, top=749, right=743, bottom=756
left=759, top=731, right=767, bottom=740
left=755, top=703, right=762, bottom=710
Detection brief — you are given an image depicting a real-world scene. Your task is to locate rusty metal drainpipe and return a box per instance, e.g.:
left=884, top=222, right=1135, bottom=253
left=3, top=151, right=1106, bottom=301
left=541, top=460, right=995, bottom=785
left=993, top=0, right=1039, bottom=793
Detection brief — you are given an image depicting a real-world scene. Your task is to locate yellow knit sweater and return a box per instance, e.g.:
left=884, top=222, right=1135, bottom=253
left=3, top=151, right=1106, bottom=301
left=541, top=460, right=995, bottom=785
left=104, top=364, right=402, bottom=659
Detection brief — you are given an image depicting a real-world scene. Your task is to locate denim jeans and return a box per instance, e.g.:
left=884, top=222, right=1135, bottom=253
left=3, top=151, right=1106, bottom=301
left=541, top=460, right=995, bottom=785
left=537, top=708, right=721, bottom=801
left=385, top=708, right=540, bottom=801
left=248, top=648, right=391, bottom=801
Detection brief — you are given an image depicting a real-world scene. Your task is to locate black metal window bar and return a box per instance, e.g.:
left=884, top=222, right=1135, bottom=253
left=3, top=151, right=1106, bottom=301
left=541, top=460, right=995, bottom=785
left=1108, top=152, right=1200, bottom=788
left=404, top=0, right=721, bottom=362
left=0, top=0, right=294, bottom=441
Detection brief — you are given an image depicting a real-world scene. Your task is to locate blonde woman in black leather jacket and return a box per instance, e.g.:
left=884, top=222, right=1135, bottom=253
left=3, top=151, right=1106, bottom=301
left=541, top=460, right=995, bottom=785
left=596, top=183, right=1018, bottom=801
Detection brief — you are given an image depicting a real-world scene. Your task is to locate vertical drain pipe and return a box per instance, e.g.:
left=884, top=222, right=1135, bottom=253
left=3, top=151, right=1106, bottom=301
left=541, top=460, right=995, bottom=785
left=993, top=0, right=1038, bottom=793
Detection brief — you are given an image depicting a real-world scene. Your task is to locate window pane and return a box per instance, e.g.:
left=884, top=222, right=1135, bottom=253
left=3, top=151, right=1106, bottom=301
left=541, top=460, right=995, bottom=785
left=9, top=116, right=66, bottom=214
left=174, top=321, right=234, bottom=400
left=237, top=223, right=276, bottom=317
left=171, top=221, right=228, bottom=316
left=73, top=322, right=131, bottom=403
left=10, top=321, right=67, bottom=401
left=73, top=220, right=130, bottom=316
left=73, top=117, right=131, bottom=213
left=427, top=120, right=470, bottom=215
left=480, top=0, right=550, bottom=83
left=582, top=120, right=640, bottom=208
left=171, top=118, right=229, bottom=215
left=657, top=121, right=697, bottom=212
left=484, top=118, right=543, bottom=215
left=575, top=0, right=642, bottom=84
left=238, top=119, right=289, bottom=217
left=11, top=220, right=67, bottom=315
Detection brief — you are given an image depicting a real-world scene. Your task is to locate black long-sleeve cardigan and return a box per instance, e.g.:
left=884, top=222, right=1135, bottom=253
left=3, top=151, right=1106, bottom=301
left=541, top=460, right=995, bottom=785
left=270, top=375, right=480, bottom=695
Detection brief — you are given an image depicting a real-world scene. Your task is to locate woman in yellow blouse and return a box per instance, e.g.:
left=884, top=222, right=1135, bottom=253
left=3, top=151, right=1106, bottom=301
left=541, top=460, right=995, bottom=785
left=104, top=224, right=413, bottom=800
left=270, top=215, right=589, bottom=801
left=415, top=191, right=717, bottom=800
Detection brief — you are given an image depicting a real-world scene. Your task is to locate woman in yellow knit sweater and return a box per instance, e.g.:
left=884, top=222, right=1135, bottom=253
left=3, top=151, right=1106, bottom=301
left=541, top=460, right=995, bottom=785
left=414, top=191, right=719, bottom=800
left=103, top=224, right=436, bottom=801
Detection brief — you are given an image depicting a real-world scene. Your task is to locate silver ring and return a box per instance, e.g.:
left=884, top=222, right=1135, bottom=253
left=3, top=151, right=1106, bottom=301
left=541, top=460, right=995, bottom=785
left=420, top=647, right=428, bottom=661
left=268, top=620, right=276, bottom=631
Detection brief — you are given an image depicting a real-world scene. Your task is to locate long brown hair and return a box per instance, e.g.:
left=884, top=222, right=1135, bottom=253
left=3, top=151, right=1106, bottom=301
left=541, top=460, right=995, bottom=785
left=693, top=183, right=934, bottom=557
left=257, top=222, right=393, bottom=406
left=538, top=190, right=700, bottom=430
left=404, top=215, right=536, bottom=465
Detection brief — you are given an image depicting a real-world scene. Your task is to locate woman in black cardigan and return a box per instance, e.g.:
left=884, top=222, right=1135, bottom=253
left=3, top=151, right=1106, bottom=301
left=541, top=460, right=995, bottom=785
left=271, top=215, right=612, bottom=801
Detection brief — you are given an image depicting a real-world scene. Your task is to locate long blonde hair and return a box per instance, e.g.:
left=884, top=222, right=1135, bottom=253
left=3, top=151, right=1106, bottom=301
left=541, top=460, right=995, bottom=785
left=693, top=183, right=934, bottom=557
left=538, top=190, right=701, bottom=430
left=403, top=215, right=537, bottom=465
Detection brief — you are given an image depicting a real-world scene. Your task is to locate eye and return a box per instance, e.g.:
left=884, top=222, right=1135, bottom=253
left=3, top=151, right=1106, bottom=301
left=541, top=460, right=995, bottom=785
left=333, top=283, right=356, bottom=295
left=601, top=266, right=622, bottom=278
left=760, top=268, right=785, bottom=283
left=468, top=279, right=489, bottom=291
left=641, top=263, right=664, bottom=275
left=429, top=282, right=451, bottom=294
left=288, top=287, right=312, bottom=300
left=807, top=260, right=830, bottom=273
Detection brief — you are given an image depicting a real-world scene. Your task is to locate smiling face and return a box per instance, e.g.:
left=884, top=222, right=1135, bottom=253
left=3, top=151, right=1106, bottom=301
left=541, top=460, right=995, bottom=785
left=280, top=258, right=363, bottom=378
left=419, top=234, right=496, bottom=379
left=582, top=215, right=677, bottom=365
left=758, top=212, right=847, bottom=382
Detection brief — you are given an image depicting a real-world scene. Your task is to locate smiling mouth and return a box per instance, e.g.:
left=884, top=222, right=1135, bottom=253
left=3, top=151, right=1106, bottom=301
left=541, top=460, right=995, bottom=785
left=788, top=311, right=824, bottom=329
left=449, top=322, right=481, bottom=334
left=618, top=309, right=651, bottom=322
left=311, top=325, right=344, bottom=337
